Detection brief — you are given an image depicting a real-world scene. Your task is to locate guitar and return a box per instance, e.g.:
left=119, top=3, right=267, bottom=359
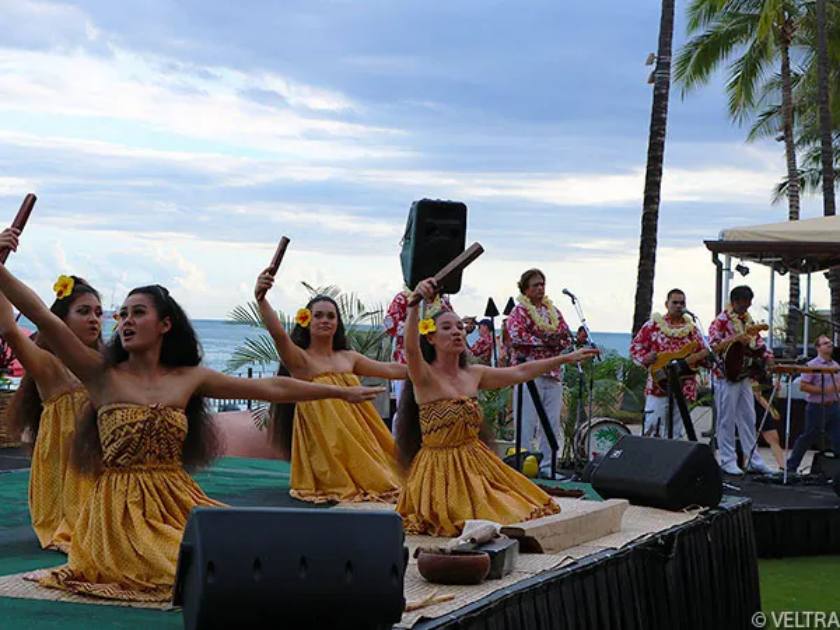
left=649, top=341, right=709, bottom=388
left=719, top=324, right=771, bottom=382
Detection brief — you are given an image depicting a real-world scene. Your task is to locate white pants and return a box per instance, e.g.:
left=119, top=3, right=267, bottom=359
left=714, top=378, right=767, bottom=470
left=643, top=394, right=685, bottom=439
left=514, top=375, right=564, bottom=473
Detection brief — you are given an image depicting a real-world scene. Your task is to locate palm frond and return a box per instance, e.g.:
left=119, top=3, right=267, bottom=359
left=225, top=334, right=280, bottom=372
left=228, top=302, right=266, bottom=328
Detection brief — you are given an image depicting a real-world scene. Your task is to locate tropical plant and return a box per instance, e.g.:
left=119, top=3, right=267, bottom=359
left=632, top=0, right=677, bottom=336
left=675, top=0, right=807, bottom=354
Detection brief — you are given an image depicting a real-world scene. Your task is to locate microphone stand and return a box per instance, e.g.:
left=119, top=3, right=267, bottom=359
left=564, top=291, right=598, bottom=467
left=685, top=310, right=720, bottom=449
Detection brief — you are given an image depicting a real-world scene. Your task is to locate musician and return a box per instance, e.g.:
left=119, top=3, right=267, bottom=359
left=630, top=289, right=707, bottom=439
left=786, top=335, right=840, bottom=473
left=708, top=285, right=774, bottom=475
left=504, top=268, right=572, bottom=477
left=468, top=319, right=494, bottom=365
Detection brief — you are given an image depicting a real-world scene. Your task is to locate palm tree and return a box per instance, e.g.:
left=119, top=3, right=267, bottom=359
left=632, top=0, right=677, bottom=335
left=675, top=0, right=805, bottom=353
left=815, top=0, right=840, bottom=336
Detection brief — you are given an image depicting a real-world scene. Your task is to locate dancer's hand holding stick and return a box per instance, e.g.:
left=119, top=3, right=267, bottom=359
left=0, top=194, right=36, bottom=264
left=406, top=242, right=484, bottom=307
left=255, top=237, right=290, bottom=302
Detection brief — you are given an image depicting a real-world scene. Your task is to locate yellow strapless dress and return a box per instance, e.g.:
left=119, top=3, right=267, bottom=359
left=290, top=372, right=402, bottom=504
left=29, top=387, right=95, bottom=553
left=38, top=404, right=223, bottom=602
left=397, top=397, right=560, bottom=537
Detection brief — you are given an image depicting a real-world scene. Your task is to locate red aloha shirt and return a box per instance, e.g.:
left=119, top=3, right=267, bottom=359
left=630, top=314, right=705, bottom=400
left=504, top=300, right=571, bottom=381
left=707, top=308, right=772, bottom=380
left=384, top=290, right=453, bottom=364
left=469, top=333, right=493, bottom=365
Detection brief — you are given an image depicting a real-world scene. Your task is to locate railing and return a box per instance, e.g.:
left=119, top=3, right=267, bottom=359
left=207, top=367, right=270, bottom=412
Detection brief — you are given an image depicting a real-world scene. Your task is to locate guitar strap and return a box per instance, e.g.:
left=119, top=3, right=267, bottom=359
left=666, top=360, right=698, bottom=441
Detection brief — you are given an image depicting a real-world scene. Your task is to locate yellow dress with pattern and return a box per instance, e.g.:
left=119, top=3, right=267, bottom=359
left=397, top=397, right=560, bottom=537
left=29, top=387, right=95, bottom=553
left=290, top=372, right=402, bottom=504
left=38, top=403, right=223, bottom=602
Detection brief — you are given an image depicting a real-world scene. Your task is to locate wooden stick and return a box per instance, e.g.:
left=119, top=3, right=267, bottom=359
left=256, top=236, right=290, bottom=301
left=405, top=591, right=456, bottom=612
left=407, top=242, right=484, bottom=307
left=0, top=194, right=36, bottom=264
left=267, top=236, right=290, bottom=275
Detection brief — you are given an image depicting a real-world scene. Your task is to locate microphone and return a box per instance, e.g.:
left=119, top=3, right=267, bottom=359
left=682, top=308, right=698, bottom=320
left=562, top=288, right=577, bottom=303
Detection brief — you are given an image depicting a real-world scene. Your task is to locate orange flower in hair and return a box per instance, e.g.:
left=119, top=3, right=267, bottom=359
left=295, top=308, right=312, bottom=328
left=418, top=318, right=437, bottom=335
left=53, top=275, right=75, bottom=300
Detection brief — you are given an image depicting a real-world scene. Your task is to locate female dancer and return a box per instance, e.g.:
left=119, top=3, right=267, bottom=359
left=396, top=278, right=598, bottom=536
left=0, top=272, right=100, bottom=553
left=0, top=230, right=382, bottom=602
left=256, top=269, right=406, bottom=503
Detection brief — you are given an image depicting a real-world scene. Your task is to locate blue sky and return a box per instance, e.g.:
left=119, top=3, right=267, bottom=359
left=0, top=0, right=829, bottom=330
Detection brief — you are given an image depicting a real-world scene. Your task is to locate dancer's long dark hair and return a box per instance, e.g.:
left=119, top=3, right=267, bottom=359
left=269, top=296, right=349, bottom=458
left=5, top=277, right=100, bottom=445
left=395, top=312, right=496, bottom=469
left=72, top=285, right=220, bottom=473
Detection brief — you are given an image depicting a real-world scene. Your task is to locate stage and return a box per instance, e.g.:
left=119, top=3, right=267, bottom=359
left=0, top=455, right=763, bottom=629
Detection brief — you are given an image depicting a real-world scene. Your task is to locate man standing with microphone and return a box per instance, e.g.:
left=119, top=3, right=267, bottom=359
left=630, top=289, right=708, bottom=439
left=505, top=268, right=573, bottom=478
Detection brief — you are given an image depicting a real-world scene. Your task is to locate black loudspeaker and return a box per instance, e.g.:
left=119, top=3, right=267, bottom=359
left=591, top=435, right=723, bottom=511
left=399, top=199, right=467, bottom=293
left=811, top=450, right=840, bottom=479
left=174, top=508, right=407, bottom=630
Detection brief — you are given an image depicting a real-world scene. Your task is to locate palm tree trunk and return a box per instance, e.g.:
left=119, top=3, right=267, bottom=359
left=632, top=0, right=675, bottom=335
left=780, top=33, right=802, bottom=354
left=815, top=0, right=840, bottom=340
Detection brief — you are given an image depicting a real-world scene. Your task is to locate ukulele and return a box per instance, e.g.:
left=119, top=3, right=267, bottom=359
left=649, top=341, right=710, bottom=388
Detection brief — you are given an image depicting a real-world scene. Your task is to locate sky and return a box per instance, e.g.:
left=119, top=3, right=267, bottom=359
left=0, top=0, right=831, bottom=332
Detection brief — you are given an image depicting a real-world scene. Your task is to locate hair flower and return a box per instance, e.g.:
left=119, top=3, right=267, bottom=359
left=53, top=275, right=75, bottom=300
left=295, top=307, right=312, bottom=328
left=418, top=318, right=437, bottom=335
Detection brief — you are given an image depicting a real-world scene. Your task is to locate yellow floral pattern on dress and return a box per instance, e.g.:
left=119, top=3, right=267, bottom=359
left=397, top=397, right=559, bottom=537
left=290, top=372, right=402, bottom=504
left=38, top=404, right=223, bottom=602
left=29, top=387, right=95, bottom=553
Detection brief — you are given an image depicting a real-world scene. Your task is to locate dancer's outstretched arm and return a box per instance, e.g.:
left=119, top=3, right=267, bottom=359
left=0, top=289, right=60, bottom=384
left=352, top=353, right=408, bottom=380
left=404, top=278, right=437, bottom=387
left=254, top=268, right=308, bottom=373
left=0, top=228, right=105, bottom=385
left=195, top=367, right=385, bottom=403
left=473, top=347, right=599, bottom=390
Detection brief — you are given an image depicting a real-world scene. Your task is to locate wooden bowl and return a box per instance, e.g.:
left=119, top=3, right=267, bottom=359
left=416, top=550, right=491, bottom=585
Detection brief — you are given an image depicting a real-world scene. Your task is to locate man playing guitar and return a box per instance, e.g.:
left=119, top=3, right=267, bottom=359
left=708, top=285, right=774, bottom=475
left=631, top=289, right=708, bottom=438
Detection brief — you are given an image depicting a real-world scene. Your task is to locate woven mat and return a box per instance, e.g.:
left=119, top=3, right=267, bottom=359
left=0, top=571, right=174, bottom=610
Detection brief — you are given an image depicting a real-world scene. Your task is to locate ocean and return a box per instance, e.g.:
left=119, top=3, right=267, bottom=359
left=15, top=318, right=633, bottom=374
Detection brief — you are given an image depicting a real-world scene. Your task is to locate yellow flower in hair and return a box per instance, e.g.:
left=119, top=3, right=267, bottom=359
left=418, top=318, right=437, bottom=335
left=295, top=308, right=312, bottom=328
left=53, top=275, right=74, bottom=300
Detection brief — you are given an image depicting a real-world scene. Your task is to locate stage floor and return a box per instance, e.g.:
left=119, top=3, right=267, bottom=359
left=0, top=456, right=762, bottom=629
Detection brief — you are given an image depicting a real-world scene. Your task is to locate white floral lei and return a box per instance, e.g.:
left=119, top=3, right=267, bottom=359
left=652, top=312, right=693, bottom=338
left=725, top=304, right=757, bottom=348
left=517, top=294, right=560, bottom=333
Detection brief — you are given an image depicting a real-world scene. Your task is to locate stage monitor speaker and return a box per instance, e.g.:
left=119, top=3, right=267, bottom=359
left=173, top=507, right=407, bottom=630
left=811, top=450, right=840, bottom=479
left=400, top=199, right=467, bottom=294
left=591, top=435, right=723, bottom=511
